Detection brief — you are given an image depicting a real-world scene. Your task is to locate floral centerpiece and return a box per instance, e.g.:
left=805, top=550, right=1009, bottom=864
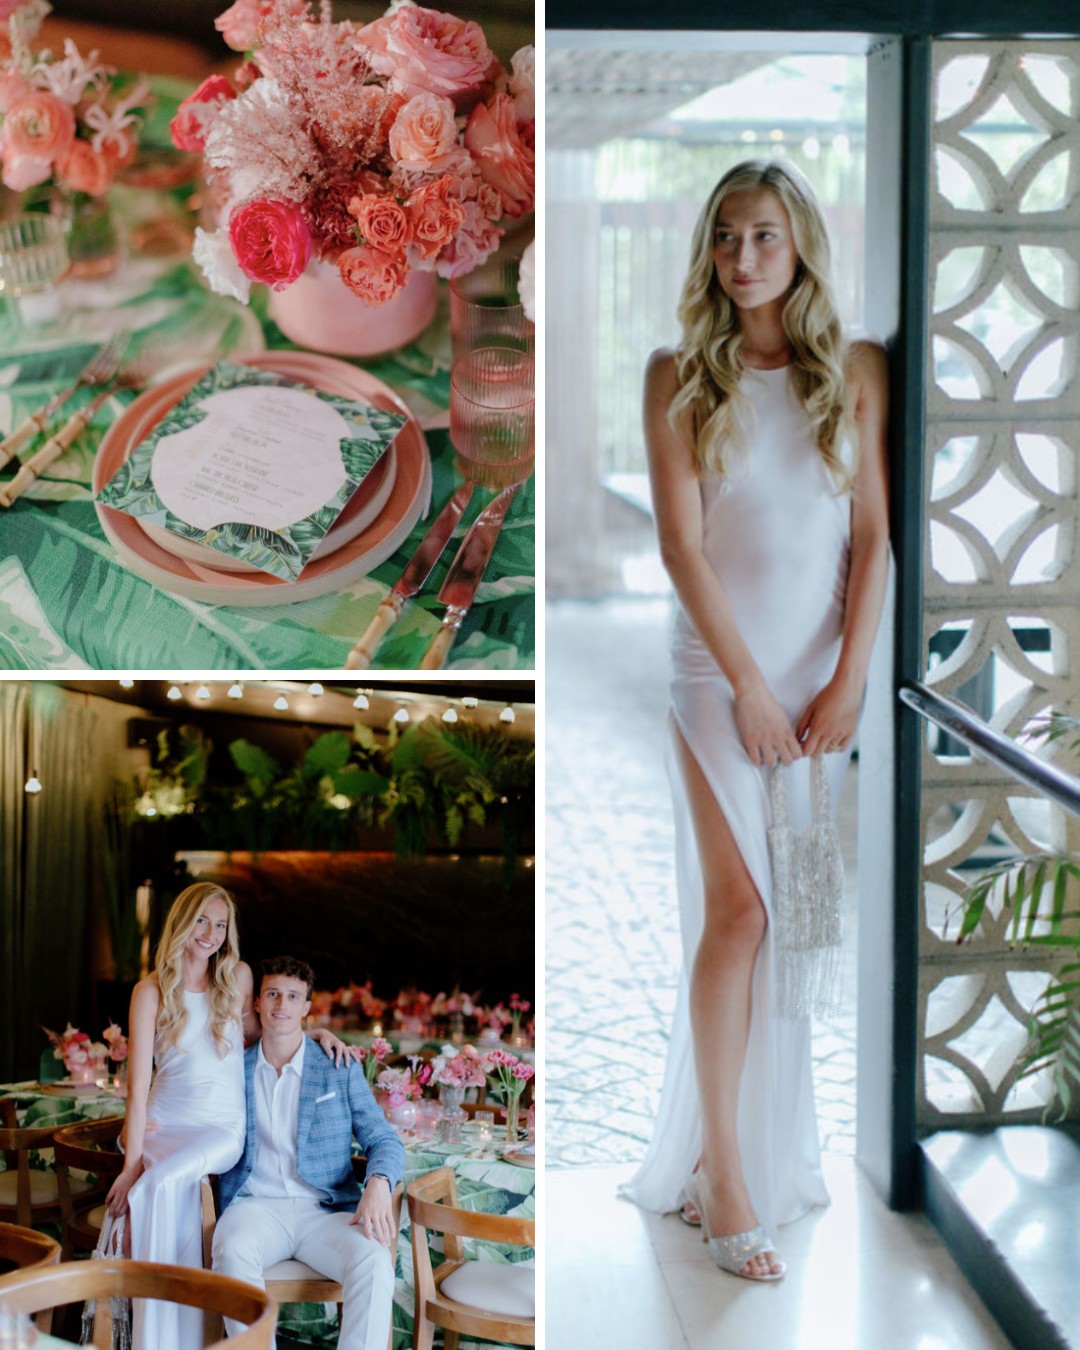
left=171, top=0, right=533, bottom=351
left=393, top=986, right=433, bottom=1036
left=357, top=1034, right=392, bottom=1089
left=481, top=1046, right=533, bottom=1143
left=42, top=1022, right=108, bottom=1081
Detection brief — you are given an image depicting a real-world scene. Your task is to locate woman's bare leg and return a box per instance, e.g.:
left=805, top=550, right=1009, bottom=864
left=674, top=725, right=782, bottom=1278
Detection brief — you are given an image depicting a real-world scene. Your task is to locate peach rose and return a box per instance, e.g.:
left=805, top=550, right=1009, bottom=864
left=3, top=90, right=75, bottom=166
left=356, top=6, right=494, bottom=104
left=169, top=75, right=237, bottom=154
left=404, top=175, right=464, bottom=261
left=388, top=92, right=458, bottom=170
left=0, top=72, right=30, bottom=115
left=57, top=140, right=114, bottom=195
left=464, top=94, right=534, bottom=219
left=215, top=0, right=306, bottom=52
left=228, top=198, right=312, bottom=291
left=337, top=244, right=408, bottom=306
left=1, top=154, right=50, bottom=191
left=347, top=193, right=412, bottom=254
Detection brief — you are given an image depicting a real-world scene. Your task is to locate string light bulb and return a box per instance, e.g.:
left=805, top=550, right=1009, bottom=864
left=462, top=696, right=478, bottom=709
left=24, top=769, right=42, bottom=795
left=442, top=707, right=459, bottom=723
left=500, top=705, right=515, bottom=724
left=393, top=706, right=410, bottom=724
left=353, top=692, right=370, bottom=710
left=274, top=694, right=289, bottom=711
left=167, top=685, right=182, bottom=701
left=119, top=678, right=135, bottom=689
left=195, top=684, right=211, bottom=701
left=228, top=682, right=244, bottom=699
left=308, top=682, right=324, bottom=697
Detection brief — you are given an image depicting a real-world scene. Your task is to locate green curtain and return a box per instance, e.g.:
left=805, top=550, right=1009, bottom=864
left=1, top=683, right=97, bottom=1081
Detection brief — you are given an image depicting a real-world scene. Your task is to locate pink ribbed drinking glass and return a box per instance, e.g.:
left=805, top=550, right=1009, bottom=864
left=450, top=347, right=535, bottom=489
left=450, top=253, right=534, bottom=359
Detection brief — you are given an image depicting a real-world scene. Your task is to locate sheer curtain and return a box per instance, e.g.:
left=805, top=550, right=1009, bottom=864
left=1, top=684, right=98, bottom=1080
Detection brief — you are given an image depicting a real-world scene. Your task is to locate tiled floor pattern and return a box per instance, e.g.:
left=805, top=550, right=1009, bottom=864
left=547, top=596, right=858, bottom=1170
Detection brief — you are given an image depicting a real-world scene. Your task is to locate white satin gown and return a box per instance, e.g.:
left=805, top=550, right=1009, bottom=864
left=622, top=365, right=853, bottom=1234
left=128, top=989, right=245, bottom=1350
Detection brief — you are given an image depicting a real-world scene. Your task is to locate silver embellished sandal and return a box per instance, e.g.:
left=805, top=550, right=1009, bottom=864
left=688, top=1177, right=785, bottom=1282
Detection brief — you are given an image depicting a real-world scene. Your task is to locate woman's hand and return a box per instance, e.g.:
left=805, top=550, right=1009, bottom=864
left=734, top=685, right=802, bottom=767
left=310, top=1026, right=363, bottom=1067
left=105, top=1161, right=144, bottom=1218
left=797, top=675, right=862, bottom=758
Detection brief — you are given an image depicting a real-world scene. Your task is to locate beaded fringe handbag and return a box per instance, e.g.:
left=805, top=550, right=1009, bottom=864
left=80, top=1211, right=132, bottom=1350
left=768, top=756, right=844, bottom=1021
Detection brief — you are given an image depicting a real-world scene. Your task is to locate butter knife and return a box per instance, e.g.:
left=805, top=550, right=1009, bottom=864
left=419, top=482, right=520, bottom=670
left=344, top=481, right=474, bottom=669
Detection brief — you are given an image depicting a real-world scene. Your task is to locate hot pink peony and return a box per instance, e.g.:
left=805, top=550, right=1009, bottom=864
left=170, top=75, right=237, bottom=154
left=404, top=174, right=464, bottom=261
left=228, top=197, right=312, bottom=290
left=388, top=91, right=459, bottom=170
left=3, top=89, right=75, bottom=165
left=356, top=5, right=495, bottom=104
left=56, top=139, right=114, bottom=195
left=465, top=94, right=533, bottom=219
left=337, top=244, right=408, bottom=306
left=348, top=192, right=412, bottom=254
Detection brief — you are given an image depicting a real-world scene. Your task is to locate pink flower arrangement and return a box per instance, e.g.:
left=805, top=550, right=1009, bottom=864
left=358, top=1035, right=392, bottom=1088
left=178, top=0, right=534, bottom=306
left=102, top=1022, right=128, bottom=1063
left=431, top=987, right=477, bottom=1018
left=0, top=2, right=147, bottom=196
left=481, top=1046, right=534, bottom=1115
left=376, top=1064, right=422, bottom=1108
left=394, top=987, right=433, bottom=1024
left=42, top=1023, right=107, bottom=1073
left=430, top=1043, right=485, bottom=1089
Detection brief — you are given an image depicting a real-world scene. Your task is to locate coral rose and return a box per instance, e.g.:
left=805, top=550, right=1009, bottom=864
left=3, top=90, right=75, bottom=166
left=1, top=154, right=50, bottom=190
left=356, top=6, right=494, bottom=104
left=347, top=193, right=412, bottom=254
left=464, top=94, right=534, bottom=219
left=228, top=198, right=312, bottom=290
left=337, top=244, right=408, bottom=306
left=404, top=175, right=464, bottom=261
left=170, top=75, right=237, bottom=154
left=0, top=72, right=30, bottom=114
left=57, top=140, right=114, bottom=195
left=388, top=92, right=458, bottom=170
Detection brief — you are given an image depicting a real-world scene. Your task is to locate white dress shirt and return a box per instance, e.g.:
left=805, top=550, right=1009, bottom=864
left=239, top=1037, right=324, bottom=1202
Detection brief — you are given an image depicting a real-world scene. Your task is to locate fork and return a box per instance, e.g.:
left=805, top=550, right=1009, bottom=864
left=0, top=348, right=159, bottom=508
left=0, top=331, right=130, bottom=469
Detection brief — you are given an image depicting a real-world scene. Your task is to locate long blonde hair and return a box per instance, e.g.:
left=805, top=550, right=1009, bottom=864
left=669, top=159, right=850, bottom=486
left=154, top=882, right=241, bottom=1058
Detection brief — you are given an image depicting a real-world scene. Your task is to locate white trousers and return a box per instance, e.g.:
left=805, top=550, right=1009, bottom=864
left=212, top=1195, right=394, bottom=1350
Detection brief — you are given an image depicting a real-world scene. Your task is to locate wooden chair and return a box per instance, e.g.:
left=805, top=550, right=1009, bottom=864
left=0, top=1222, right=61, bottom=1334
left=52, top=1116, right=126, bottom=1258
left=201, top=1175, right=404, bottom=1350
left=0, top=1259, right=277, bottom=1349
left=0, top=1099, right=92, bottom=1230
left=407, top=1166, right=535, bottom=1350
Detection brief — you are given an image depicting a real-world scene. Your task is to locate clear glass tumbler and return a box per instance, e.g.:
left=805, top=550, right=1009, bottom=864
left=0, top=212, right=69, bottom=325
left=450, top=346, right=535, bottom=490
left=450, top=252, right=534, bottom=359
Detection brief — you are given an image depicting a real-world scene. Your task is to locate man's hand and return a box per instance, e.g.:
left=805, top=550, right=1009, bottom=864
left=349, top=1175, right=396, bottom=1248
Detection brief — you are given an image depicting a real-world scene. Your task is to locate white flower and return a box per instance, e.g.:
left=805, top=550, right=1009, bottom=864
left=192, top=227, right=250, bottom=305
left=518, top=239, right=535, bottom=322
left=83, top=75, right=150, bottom=154
left=30, top=37, right=108, bottom=105
left=385, top=0, right=416, bottom=14
left=508, top=45, right=534, bottom=122
left=204, top=78, right=317, bottom=204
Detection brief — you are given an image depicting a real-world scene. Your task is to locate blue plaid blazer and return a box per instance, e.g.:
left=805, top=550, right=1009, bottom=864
left=218, top=1036, right=405, bottom=1213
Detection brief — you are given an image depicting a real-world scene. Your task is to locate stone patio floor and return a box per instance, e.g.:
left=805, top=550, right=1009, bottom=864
left=546, top=596, right=859, bottom=1170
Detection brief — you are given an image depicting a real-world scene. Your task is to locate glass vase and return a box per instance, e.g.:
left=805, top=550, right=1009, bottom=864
left=50, top=189, right=119, bottom=279
left=437, top=1084, right=465, bottom=1142
left=505, top=1094, right=521, bottom=1145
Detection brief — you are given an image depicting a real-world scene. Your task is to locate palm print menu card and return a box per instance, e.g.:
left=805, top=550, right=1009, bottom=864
left=97, top=362, right=409, bottom=580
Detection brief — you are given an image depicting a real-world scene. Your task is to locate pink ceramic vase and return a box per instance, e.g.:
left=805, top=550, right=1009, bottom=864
left=268, top=258, right=437, bottom=357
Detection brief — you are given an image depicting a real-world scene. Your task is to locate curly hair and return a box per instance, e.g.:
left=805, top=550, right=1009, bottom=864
left=259, top=955, right=316, bottom=999
left=668, top=159, right=850, bottom=487
left=154, top=883, right=242, bottom=1058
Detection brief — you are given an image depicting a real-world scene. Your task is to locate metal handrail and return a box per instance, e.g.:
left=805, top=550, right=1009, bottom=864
left=900, top=680, right=1080, bottom=822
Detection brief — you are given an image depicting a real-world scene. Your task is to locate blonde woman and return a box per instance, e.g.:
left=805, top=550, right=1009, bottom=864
left=105, top=882, right=354, bottom=1349
left=621, top=161, right=889, bottom=1280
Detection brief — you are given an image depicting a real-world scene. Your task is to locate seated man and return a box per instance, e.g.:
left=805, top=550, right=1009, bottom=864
left=212, top=955, right=404, bottom=1350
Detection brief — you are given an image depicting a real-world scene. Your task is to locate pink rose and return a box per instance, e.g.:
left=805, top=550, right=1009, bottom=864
left=388, top=92, right=459, bottom=170
left=57, top=140, right=114, bottom=196
left=465, top=94, right=533, bottom=219
left=0, top=72, right=30, bottom=114
left=347, top=192, right=412, bottom=254
left=215, top=0, right=305, bottom=52
left=356, top=5, right=495, bottom=104
left=169, top=75, right=237, bottom=154
left=338, top=244, right=408, bottom=306
left=434, top=198, right=501, bottom=280
left=228, top=198, right=312, bottom=290
left=404, top=174, right=464, bottom=261
left=1, top=154, right=51, bottom=190
left=3, top=90, right=76, bottom=165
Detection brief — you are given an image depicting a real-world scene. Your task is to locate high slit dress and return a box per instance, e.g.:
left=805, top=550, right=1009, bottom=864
left=127, top=989, right=245, bottom=1350
left=621, top=364, right=853, bottom=1234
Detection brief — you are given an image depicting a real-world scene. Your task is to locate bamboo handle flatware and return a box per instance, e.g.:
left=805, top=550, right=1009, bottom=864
left=0, top=387, right=113, bottom=507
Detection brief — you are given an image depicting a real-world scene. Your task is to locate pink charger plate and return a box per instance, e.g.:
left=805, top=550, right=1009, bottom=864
left=93, top=351, right=432, bottom=607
